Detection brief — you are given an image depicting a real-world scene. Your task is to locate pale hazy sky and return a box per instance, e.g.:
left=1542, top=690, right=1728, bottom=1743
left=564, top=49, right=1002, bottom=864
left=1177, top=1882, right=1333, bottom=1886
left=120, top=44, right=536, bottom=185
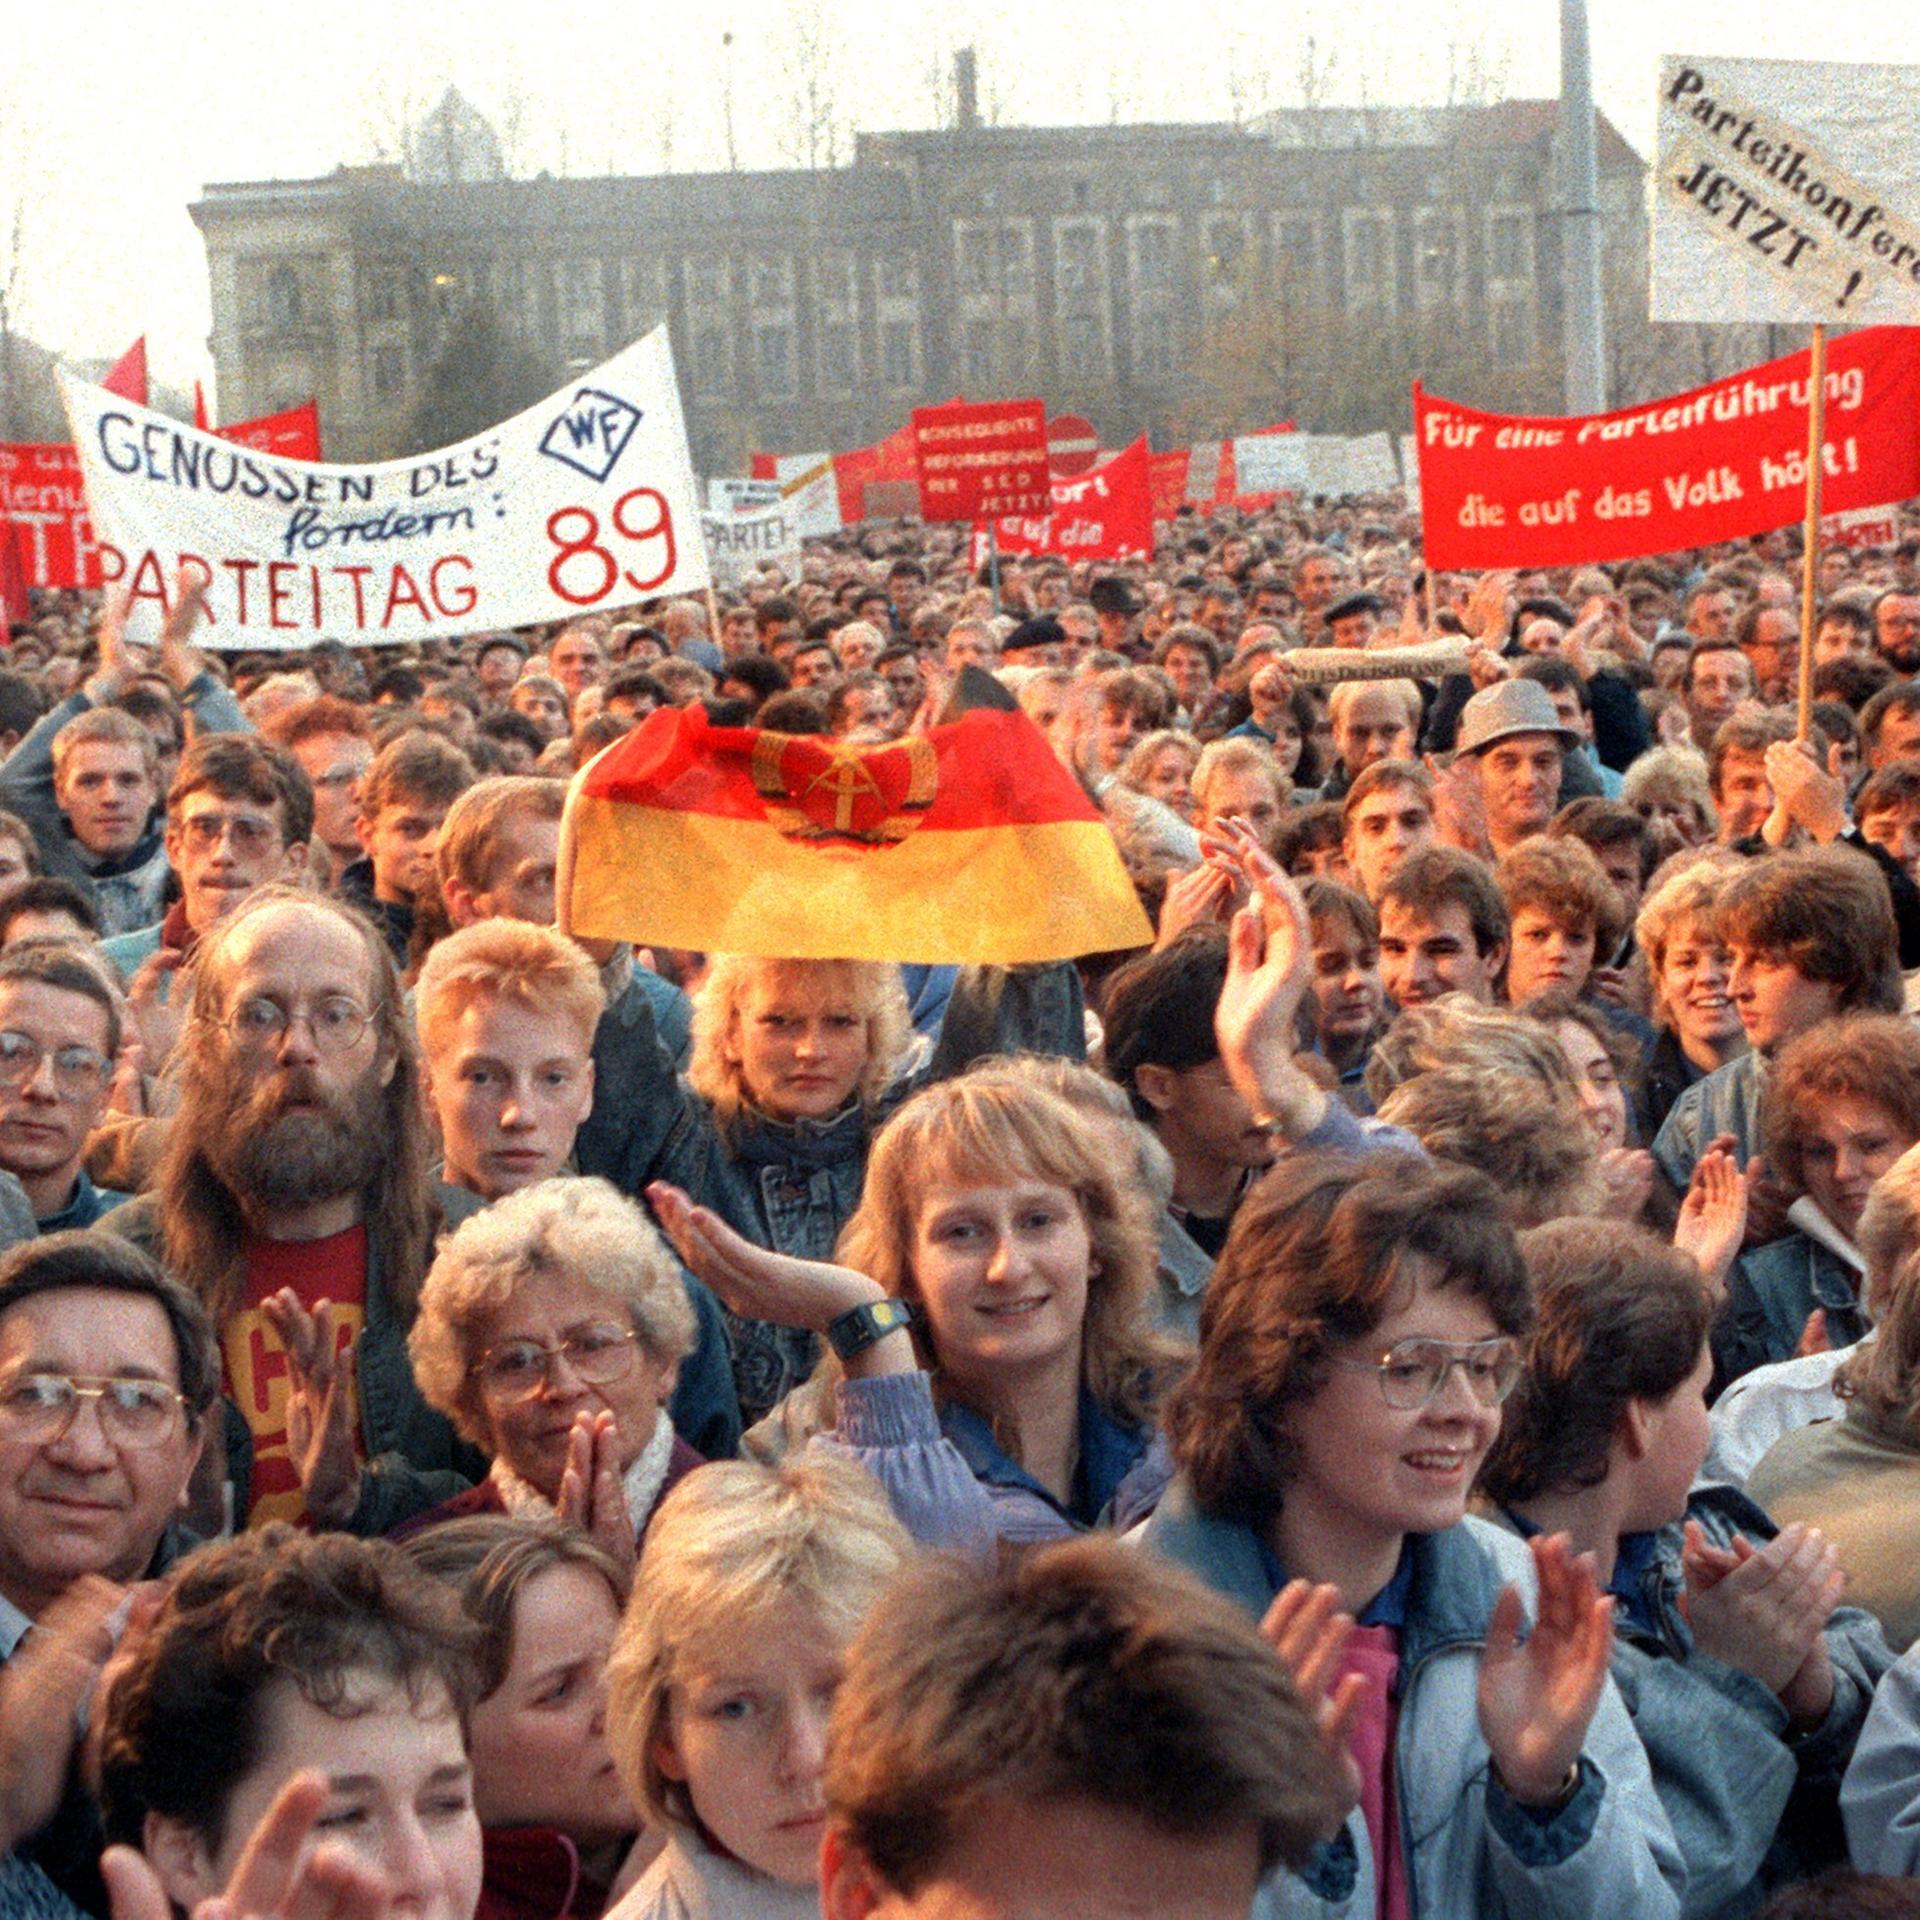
left=8, top=0, right=1920, bottom=398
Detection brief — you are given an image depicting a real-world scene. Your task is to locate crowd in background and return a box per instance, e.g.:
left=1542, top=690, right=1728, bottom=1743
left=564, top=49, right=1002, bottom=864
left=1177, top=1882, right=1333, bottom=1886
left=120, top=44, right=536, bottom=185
left=6, top=483, right=1920, bottom=1918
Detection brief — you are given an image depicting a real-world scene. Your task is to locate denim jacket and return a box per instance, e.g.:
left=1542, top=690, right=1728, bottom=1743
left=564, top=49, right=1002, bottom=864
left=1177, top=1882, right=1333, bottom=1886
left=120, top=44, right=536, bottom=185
left=1141, top=1479, right=1686, bottom=1920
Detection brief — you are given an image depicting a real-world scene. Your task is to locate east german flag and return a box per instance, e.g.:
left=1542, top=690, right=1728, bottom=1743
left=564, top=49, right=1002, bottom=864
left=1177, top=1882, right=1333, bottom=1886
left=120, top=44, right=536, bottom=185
left=559, top=703, right=1152, bottom=963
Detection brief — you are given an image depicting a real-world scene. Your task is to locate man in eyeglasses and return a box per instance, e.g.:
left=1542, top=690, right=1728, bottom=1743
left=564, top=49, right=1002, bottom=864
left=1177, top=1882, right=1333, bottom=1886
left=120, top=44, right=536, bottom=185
left=0, top=945, right=127, bottom=1231
left=106, top=890, right=476, bottom=1535
left=98, top=734, right=313, bottom=998
left=0, top=1232, right=213, bottom=1904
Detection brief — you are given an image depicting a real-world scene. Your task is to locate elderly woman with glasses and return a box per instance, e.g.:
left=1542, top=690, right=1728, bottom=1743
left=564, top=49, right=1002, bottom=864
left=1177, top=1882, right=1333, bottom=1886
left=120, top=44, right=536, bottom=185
left=403, top=1176, right=701, bottom=1571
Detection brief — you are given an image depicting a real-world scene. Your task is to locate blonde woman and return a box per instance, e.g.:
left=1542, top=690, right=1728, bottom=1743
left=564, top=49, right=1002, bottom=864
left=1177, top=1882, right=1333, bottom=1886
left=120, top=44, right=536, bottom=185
left=606, top=953, right=1085, bottom=1423
left=650, top=1074, right=1185, bottom=1552
left=604, top=1458, right=910, bottom=1920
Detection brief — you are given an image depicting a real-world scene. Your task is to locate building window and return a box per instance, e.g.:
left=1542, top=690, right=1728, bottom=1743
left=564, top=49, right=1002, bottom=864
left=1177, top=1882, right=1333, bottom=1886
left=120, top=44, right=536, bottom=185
left=998, top=225, right=1033, bottom=300
left=874, top=250, right=917, bottom=299
left=956, top=225, right=994, bottom=295
left=693, top=323, right=731, bottom=398
left=1414, top=213, right=1457, bottom=308
left=1491, top=300, right=1534, bottom=367
left=750, top=255, right=793, bottom=307
left=964, top=319, right=995, bottom=390
left=1057, top=224, right=1100, bottom=300
left=756, top=323, right=795, bottom=398
left=561, top=261, right=602, bottom=352
left=1490, top=211, right=1533, bottom=283
left=266, top=265, right=302, bottom=329
left=881, top=318, right=917, bottom=388
left=816, top=251, right=857, bottom=306
left=1134, top=309, right=1175, bottom=379
left=1204, top=217, right=1246, bottom=286
left=1061, top=310, right=1101, bottom=368
left=1274, top=218, right=1317, bottom=305
left=1343, top=212, right=1394, bottom=311
left=1001, top=317, right=1030, bottom=380
left=818, top=321, right=858, bottom=394
left=365, top=273, right=400, bottom=325
left=1132, top=221, right=1174, bottom=294
left=684, top=258, right=728, bottom=306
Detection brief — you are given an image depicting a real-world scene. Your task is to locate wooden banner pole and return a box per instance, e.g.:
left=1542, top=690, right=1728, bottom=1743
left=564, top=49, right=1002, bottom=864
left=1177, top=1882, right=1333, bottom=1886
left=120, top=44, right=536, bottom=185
left=1797, top=322, right=1828, bottom=742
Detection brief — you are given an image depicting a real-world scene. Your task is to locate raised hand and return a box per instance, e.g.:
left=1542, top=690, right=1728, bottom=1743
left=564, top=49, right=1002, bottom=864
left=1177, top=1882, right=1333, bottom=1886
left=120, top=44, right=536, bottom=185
left=0, top=1574, right=121, bottom=1856
left=1461, top=570, right=1516, bottom=644
left=1673, top=1138, right=1748, bottom=1300
left=262, top=1291, right=361, bottom=1528
left=87, top=586, right=143, bottom=702
left=1681, top=1521, right=1844, bottom=1724
left=156, top=566, right=215, bottom=694
left=556, top=1409, right=637, bottom=1578
left=1763, top=738, right=1848, bottom=846
left=1211, top=825, right=1320, bottom=1135
left=1259, top=1580, right=1366, bottom=1823
left=646, top=1183, right=907, bottom=1375
left=1154, top=859, right=1236, bottom=951
left=1478, top=1533, right=1613, bottom=1807
left=1597, top=1147, right=1654, bottom=1220
left=102, top=1772, right=395, bottom=1920
left=125, top=949, right=187, bottom=1070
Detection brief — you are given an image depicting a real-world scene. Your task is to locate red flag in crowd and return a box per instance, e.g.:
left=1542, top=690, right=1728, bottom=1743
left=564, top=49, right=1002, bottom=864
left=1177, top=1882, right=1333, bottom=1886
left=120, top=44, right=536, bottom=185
left=101, top=338, right=148, bottom=405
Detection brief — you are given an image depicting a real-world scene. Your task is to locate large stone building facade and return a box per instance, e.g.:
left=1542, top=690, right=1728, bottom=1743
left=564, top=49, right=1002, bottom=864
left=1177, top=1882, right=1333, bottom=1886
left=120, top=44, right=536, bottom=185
left=191, top=86, right=1652, bottom=470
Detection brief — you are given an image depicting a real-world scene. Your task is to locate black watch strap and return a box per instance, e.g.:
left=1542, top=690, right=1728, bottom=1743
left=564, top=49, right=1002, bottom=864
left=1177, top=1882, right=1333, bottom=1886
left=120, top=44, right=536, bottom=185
left=826, top=1297, right=915, bottom=1360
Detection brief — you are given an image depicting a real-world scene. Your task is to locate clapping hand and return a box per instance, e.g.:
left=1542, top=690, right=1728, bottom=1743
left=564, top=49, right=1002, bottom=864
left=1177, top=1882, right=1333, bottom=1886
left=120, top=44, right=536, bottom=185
left=1673, top=1138, right=1748, bottom=1301
left=262, top=1292, right=361, bottom=1529
left=557, top=1410, right=637, bottom=1578
left=1478, top=1534, right=1613, bottom=1808
left=1682, top=1521, right=1844, bottom=1726
left=1260, top=1581, right=1367, bottom=1825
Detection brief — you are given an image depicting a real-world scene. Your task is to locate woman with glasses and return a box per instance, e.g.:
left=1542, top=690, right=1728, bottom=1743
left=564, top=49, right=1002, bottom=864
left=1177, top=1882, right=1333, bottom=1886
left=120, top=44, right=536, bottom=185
left=402, top=1177, right=700, bottom=1569
left=1482, top=1220, right=1887, bottom=1914
left=1140, top=1153, right=1687, bottom=1920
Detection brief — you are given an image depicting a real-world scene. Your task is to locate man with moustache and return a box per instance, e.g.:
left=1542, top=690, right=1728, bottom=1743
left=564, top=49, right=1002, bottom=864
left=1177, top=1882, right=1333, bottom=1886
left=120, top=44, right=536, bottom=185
left=107, top=887, right=475, bottom=1535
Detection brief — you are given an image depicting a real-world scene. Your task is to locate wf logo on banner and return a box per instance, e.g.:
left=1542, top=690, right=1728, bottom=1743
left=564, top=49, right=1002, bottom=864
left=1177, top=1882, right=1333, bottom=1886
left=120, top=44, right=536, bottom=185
left=1653, top=55, right=1920, bottom=325
left=59, top=328, right=708, bottom=647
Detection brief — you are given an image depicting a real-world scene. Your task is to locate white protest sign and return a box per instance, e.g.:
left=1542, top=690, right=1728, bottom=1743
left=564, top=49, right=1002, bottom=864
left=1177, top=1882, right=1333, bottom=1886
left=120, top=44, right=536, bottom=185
left=700, top=497, right=802, bottom=588
left=778, top=458, right=843, bottom=537
left=58, top=326, right=709, bottom=648
left=1653, top=56, right=1920, bottom=325
left=1234, top=432, right=1403, bottom=497
left=708, top=476, right=780, bottom=513
left=1399, top=432, right=1421, bottom=508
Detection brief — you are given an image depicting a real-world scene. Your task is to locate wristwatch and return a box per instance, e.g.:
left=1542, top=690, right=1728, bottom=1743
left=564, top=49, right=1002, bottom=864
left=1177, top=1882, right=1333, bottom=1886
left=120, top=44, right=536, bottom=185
left=826, top=1297, right=916, bottom=1361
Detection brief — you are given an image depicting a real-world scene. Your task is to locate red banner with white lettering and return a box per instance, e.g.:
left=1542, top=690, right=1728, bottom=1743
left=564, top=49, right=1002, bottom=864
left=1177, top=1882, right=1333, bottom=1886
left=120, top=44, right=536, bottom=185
left=970, top=438, right=1155, bottom=566
left=913, top=398, right=1049, bottom=521
left=1, top=400, right=324, bottom=590
left=1415, top=327, right=1920, bottom=570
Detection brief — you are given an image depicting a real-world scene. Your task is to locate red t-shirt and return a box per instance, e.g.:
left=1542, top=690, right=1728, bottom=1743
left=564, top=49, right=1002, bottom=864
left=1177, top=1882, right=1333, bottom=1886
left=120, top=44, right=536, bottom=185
left=221, top=1226, right=369, bottom=1527
left=1339, top=1624, right=1409, bottom=1920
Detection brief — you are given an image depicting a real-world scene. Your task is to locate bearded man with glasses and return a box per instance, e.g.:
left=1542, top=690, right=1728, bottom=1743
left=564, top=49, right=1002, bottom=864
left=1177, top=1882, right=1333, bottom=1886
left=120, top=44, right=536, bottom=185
left=105, top=888, right=479, bottom=1537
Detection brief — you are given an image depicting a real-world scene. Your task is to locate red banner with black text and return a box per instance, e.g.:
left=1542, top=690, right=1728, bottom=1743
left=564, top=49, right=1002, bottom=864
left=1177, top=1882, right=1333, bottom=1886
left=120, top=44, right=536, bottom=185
left=969, top=437, right=1154, bottom=565
left=1415, top=327, right=1920, bottom=570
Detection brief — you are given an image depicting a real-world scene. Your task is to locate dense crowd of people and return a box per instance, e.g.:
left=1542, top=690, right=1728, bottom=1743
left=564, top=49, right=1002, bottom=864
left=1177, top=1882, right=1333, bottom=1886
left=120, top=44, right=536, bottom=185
left=6, top=485, right=1920, bottom=1919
